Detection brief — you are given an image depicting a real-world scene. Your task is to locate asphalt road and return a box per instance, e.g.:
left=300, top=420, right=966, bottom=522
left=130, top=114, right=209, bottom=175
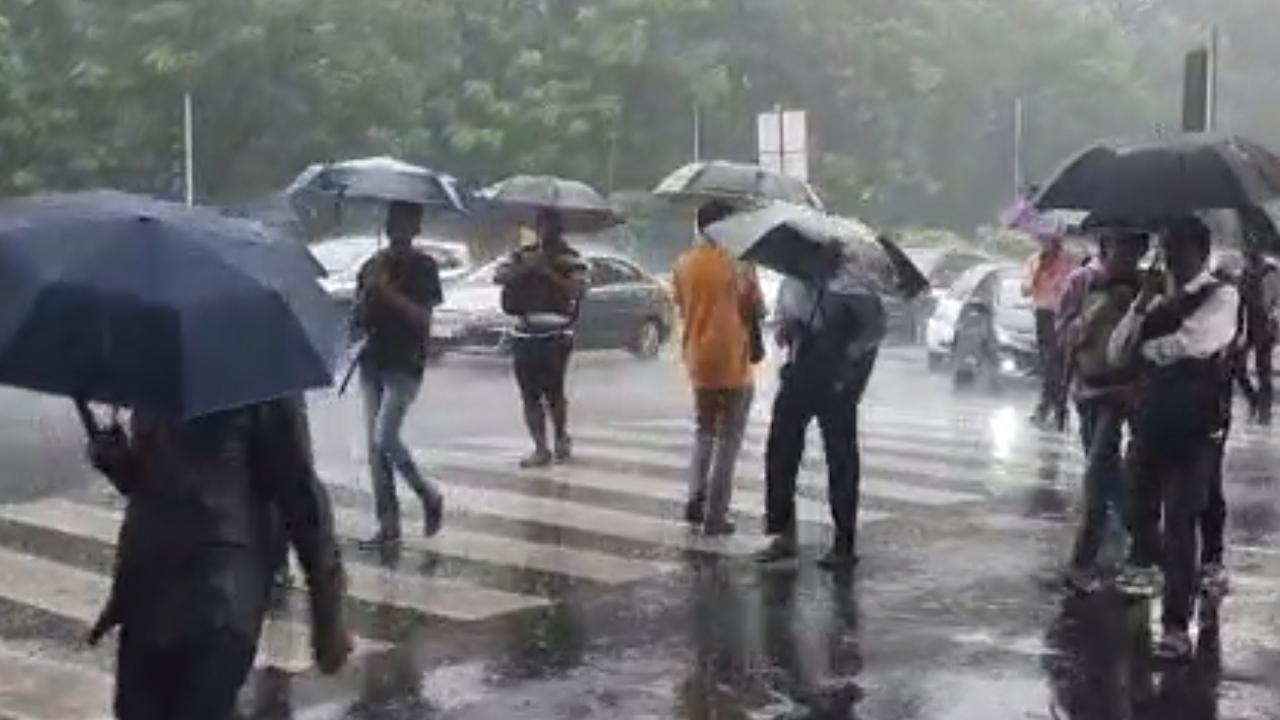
left=1, top=345, right=1279, bottom=719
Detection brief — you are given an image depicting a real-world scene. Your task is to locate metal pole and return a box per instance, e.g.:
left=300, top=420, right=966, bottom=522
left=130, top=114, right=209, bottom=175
left=776, top=103, right=785, bottom=176
left=183, top=92, right=194, bottom=207
left=1207, top=25, right=1220, bottom=132
left=1013, top=97, right=1024, bottom=196
left=692, top=100, right=701, bottom=162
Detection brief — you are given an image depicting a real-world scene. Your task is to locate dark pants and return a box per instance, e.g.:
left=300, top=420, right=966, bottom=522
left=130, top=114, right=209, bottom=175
left=1071, top=396, right=1129, bottom=569
left=1034, top=309, right=1063, bottom=416
left=1231, top=339, right=1274, bottom=421
left=513, top=334, right=573, bottom=408
left=115, top=629, right=258, bottom=720
left=1201, top=433, right=1228, bottom=566
left=764, top=353, right=877, bottom=546
left=1130, top=438, right=1216, bottom=632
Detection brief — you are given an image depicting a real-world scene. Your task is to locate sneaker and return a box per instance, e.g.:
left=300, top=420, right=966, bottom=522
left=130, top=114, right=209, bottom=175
left=817, top=545, right=858, bottom=571
left=1063, top=566, right=1102, bottom=595
left=423, top=497, right=444, bottom=538
left=702, top=519, right=736, bottom=537
left=1200, top=562, right=1230, bottom=598
left=755, top=536, right=798, bottom=564
left=356, top=532, right=402, bottom=550
left=684, top=497, right=705, bottom=525
left=1153, top=628, right=1193, bottom=662
left=553, top=435, right=573, bottom=463
left=519, top=449, right=553, bottom=469
left=1116, top=564, right=1162, bottom=598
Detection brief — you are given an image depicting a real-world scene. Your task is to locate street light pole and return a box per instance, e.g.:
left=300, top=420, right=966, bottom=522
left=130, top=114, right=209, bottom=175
left=183, top=92, right=194, bottom=207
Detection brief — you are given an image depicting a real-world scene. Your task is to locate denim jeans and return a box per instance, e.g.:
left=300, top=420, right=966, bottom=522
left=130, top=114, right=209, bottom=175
left=1071, top=396, right=1129, bottom=569
left=687, top=387, right=754, bottom=526
left=361, top=366, right=440, bottom=538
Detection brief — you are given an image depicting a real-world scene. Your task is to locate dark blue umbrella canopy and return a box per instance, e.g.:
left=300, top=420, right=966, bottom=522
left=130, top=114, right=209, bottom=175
left=286, top=156, right=469, bottom=235
left=0, top=191, right=343, bottom=419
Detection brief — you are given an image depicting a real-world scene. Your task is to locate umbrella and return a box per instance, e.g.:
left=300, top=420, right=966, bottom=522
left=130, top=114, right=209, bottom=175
left=1035, top=136, right=1280, bottom=219
left=0, top=191, right=343, bottom=420
left=480, top=175, right=623, bottom=233
left=654, top=160, right=825, bottom=210
left=287, top=156, right=469, bottom=234
left=704, top=203, right=928, bottom=299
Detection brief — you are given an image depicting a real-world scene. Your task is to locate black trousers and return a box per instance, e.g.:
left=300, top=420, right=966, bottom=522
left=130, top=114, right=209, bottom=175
left=1201, top=432, right=1228, bottom=566
left=1034, top=309, right=1063, bottom=414
left=115, top=628, right=258, bottom=720
left=764, top=353, right=877, bottom=545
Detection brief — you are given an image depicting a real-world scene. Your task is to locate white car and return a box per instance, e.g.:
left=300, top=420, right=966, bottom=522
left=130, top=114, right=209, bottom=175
left=925, top=262, right=1038, bottom=374
left=310, top=235, right=474, bottom=307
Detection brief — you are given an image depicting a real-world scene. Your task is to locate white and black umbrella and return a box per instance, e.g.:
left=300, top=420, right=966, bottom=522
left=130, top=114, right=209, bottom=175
left=654, top=160, right=824, bottom=210
left=480, top=175, right=623, bottom=233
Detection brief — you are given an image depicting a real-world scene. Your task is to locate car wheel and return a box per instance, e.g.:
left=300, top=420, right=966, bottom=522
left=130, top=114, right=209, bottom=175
left=630, top=319, right=664, bottom=359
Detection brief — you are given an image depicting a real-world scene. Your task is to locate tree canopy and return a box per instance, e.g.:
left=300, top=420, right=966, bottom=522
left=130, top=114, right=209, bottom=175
left=0, top=0, right=1273, bottom=232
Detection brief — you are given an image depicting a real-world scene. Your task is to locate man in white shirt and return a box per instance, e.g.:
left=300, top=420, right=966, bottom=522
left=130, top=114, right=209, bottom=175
left=1107, top=217, right=1238, bottom=662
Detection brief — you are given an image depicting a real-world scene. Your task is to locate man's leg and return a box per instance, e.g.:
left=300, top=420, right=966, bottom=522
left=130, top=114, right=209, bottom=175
left=169, top=631, right=259, bottom=720
left=817, top=388, right=860, bottom=568
left=758, top=377, right=811, bottom=560
left=686, top=389, right=717, bottom=524
left=360, top=368, right=400, bottom=542
left=1118, top=431, right=1163, bottom=596
left=1157, top=445, right=1212, bottom=660
left=114, top=631, right=175, bottom=720
left=377, top=372, right=444, bottom=536
left=513, top=340, right=551, bottom=464
left=547, top=336, right=575, bottom=459
left=1200, top=431, right=1229, bottom=596
left=704, top=386, right=754, bottom=534
left=1033, top=309, right=1056, bottom=419
left=1069, top=400, right=1124, bottom=580
left=1256, top=340, right=1273, bottom=425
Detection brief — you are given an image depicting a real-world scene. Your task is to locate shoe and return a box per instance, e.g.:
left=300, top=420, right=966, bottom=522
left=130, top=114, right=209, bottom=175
left=1199, top=562, right=1230, bottom=598
left=1115, top=564, right=1162, bottom=598
left=702, top=519, right=736, bottom=537
left=553, top=435, right=573, bottom=463
left=1063, top=566, right=1102, bottom=595
left=1153, top=628, right=1193, bottom=662
left=684, top=497, right=705, bottom=525
left=423, top=497, right=444, bottom=538
left=356, top=532, right=402, bottom=550
left=519, top=449, right=553, bottom=469
left=817, top=545, right=858, bottom=571
left=755, top=536, right=798, bottom=564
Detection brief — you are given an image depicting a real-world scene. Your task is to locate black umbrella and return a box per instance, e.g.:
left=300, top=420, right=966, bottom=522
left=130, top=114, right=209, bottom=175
left=480, top=175, right=623, bottom=233
left=287, top=156, right=469, bottom=234
left=654, top=160, right=825, bottom=210
left=0, top=191, right=343, bottom=420
left=1035, top=136, right=1280, bottom=218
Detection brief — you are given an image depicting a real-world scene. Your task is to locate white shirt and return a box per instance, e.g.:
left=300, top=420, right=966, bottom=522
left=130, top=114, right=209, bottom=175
left=1107, top=271, right=1240, bottom=368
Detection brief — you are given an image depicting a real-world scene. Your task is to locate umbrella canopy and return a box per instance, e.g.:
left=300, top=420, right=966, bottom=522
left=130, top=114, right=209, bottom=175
left=1035, top=136, right=1280, bottom=219
left=654, top=160, right=825, bottom=210
left=480, top=175, right=623, bottom=233
left=287, top=156, right=469, bottom=234
left=704, top=203, right=928, bottom=299
left=0, top=191, right=343, bottom=419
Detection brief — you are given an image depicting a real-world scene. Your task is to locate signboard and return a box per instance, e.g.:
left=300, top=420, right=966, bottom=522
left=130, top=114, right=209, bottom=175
left=757, top=109, right=809, bottom=181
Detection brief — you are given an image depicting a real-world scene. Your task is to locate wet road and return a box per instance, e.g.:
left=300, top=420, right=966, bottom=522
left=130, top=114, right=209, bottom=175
left=1, top=346, right=1280, bottom=719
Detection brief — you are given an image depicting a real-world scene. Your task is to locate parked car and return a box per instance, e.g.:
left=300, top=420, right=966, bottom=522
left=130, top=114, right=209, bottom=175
left=310, top=235, right=474, bottom=308
left=925, top=262, right=1038, bottom=376
left=431, top=249, right=674, bottom=359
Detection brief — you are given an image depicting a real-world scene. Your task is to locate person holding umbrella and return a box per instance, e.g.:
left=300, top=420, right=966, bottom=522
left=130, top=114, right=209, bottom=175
left=494, top=209, right=589, bottom=467
left=1108, top=217, right=1239, bottom=661
left=1022, top=232, right=1076, bottom=427
left=353, top=200, right=446, bottom=547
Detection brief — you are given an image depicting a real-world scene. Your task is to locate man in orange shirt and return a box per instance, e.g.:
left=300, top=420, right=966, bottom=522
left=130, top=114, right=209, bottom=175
left=672, top=201, right=765, bottom=536
left=1023, top=234, right=1077, bottom=426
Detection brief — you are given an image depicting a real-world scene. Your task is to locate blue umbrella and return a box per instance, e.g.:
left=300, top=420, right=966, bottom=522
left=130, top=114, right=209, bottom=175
left=0, top=191, right=343, bottom=420
left=287, top=156, right=469, bottom=234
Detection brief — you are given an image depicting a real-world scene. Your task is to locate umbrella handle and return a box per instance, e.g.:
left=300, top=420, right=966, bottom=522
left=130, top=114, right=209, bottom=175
left=73, top=397, right=101, bottom=438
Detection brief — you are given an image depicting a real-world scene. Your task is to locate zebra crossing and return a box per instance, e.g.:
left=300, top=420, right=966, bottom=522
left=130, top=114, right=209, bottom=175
left=0, top=397, right=1274, bottom=719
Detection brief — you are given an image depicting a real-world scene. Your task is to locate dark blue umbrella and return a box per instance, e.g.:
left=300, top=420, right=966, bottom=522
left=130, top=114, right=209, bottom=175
left=286, top=156, right=469, bottom=235
left=0, top=191, right=343, bottom=419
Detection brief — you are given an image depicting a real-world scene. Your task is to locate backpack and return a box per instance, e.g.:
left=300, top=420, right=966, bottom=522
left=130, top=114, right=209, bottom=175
left=499, top=251, right=580, bottom=317
left=1072, top=280, right=1138, bottom=384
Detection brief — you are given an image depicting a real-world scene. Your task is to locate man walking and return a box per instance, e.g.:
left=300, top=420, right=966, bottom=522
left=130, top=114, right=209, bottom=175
left=757, top=245, right=887, bottom=569
left=355, top=201, right=445, bottom=547
left=1237, top=246, right=1279, bottom=424
left=86, top=398, right=352, bottom=719
left=495, top=210, right=588, bottom=468
left=1055, top=229, right=1149, bottom=593
left=1109, top=217, right=1238, bottom=661
left=1023, top=234, right=1076, bottom=427
left=672, top=201, right=764, bottom=536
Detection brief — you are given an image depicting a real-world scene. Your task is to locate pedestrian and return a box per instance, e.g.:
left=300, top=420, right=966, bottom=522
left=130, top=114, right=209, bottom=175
left=354, top=200, right=446, bottom=547
left=1055, top=228, right=1149, bottom=593
left=672, top=200, right=765, bottom=536
left=1236, top=246, right=1279, bottom=424
left=494, top=209, right=589, bottom=468
left=85, top=397, right=352, bottom=720
left=757, top=243, right=887, bottom=569
left=1109, top=217, right=1239, bottom=661
left=1022, top=234, right=1076, bottom=427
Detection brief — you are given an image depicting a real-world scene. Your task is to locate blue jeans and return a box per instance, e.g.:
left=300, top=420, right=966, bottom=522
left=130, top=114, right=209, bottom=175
left=361, top=366, right=440, bottom=537
left=1071, top=396, right=1129, bottom=568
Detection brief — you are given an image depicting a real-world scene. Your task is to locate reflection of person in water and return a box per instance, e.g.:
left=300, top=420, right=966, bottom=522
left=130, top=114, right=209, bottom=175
left=1041, top=595, right=1135, bottom=718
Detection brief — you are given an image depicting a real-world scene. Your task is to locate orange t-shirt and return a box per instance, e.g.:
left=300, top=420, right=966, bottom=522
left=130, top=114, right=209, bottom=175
left=673, top=243, right=762, bottom=390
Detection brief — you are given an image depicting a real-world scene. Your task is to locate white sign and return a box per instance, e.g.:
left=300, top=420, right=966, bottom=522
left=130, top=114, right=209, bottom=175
left=757, top=109, right=809, bottom=181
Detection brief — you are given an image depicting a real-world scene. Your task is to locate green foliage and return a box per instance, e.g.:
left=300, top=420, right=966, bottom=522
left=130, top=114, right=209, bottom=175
left=0, top=0, right=1273, bottom=233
